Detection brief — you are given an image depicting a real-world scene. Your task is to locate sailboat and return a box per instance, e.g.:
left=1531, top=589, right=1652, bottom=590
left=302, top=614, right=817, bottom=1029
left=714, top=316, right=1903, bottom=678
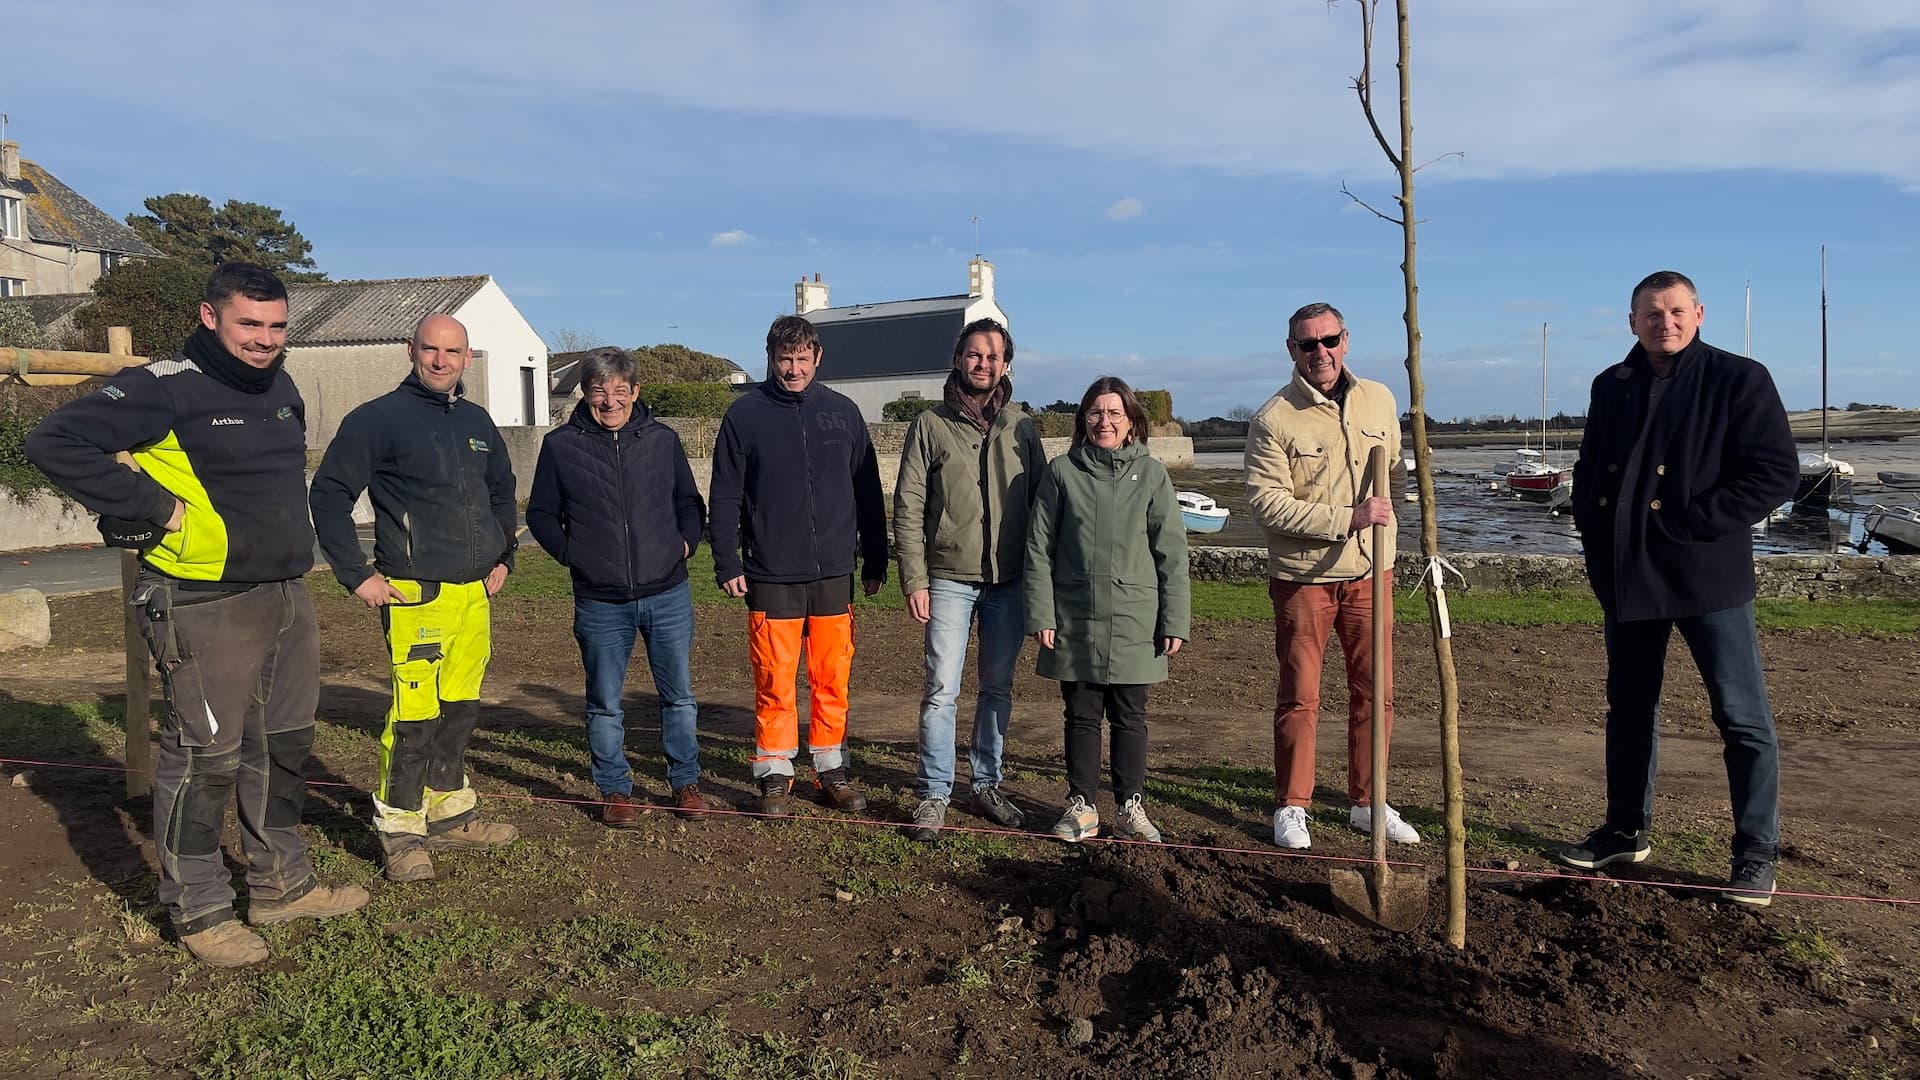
left=1506, top=322, right=1572, bottom=502
left=1793, top=247, right=1852, bottom=512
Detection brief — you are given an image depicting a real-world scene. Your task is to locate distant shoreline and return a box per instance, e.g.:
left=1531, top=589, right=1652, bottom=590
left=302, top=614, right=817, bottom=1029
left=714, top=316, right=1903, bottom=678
left=1190, top=409, right=1920, bottom=455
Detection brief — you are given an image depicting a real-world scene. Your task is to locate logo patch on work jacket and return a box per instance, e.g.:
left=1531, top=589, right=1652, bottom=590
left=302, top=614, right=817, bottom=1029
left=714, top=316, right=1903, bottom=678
left=277, top=405, right=294, bottom=420
left=210, top=417, right=245, bottom=427
left=469, top=438, right=490, bottom=453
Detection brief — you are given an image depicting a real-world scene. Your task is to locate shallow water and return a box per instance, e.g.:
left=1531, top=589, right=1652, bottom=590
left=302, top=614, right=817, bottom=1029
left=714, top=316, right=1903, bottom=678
left=1186, top=440, right=1920, bottom=557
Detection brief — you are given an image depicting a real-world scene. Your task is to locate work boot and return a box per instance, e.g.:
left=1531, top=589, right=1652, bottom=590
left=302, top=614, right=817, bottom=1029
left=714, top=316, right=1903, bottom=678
left=425, top=820, right=520, bottom=850
left=755, top=776, right=794, bottom=817
left=247, top=883, right=372, bottom=927
left=672, top=784, right=712, bottom=821
left=180, top=920, right=269, bottom=968
left=602, top=792, right=639, bottom=829
left=382, top=836, right=436, bottom=883
left=814, top=768, right=868, bottom=812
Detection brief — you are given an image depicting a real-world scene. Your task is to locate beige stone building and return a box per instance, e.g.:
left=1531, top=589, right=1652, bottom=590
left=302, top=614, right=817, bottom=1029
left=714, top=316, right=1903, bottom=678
left=0, top=140, right=159, bottom=298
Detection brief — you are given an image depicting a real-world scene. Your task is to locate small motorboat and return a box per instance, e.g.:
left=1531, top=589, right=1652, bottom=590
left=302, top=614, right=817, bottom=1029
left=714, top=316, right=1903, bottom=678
left=1177, top=491, right=1230, bottom=533
left=1506, top=448, right=1573, bottom=502
left=1864, top=504, right=1920, bottom=553
left=1876, top=471, right=1920, bottom=490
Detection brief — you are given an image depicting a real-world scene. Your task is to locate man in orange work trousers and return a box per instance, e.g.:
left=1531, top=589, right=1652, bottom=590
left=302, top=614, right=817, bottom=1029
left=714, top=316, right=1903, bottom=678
left=708, top=315, right=890, bottom=815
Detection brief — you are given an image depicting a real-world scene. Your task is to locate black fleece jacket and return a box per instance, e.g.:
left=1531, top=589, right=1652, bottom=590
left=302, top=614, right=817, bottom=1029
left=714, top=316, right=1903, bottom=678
left=309, top=374, right=517, bottom=590
left=525, top=399, right=705, bottom=602
left=707, top=379, right=887, bottom=586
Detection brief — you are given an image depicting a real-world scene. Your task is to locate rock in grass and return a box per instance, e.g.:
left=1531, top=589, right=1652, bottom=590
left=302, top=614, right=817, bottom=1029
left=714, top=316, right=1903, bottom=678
left=0, top=588, right=51, bottom=653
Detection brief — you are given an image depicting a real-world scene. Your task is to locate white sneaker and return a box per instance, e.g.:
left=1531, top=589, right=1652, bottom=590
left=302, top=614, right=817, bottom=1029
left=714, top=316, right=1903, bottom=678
left=1349, top=803, right=1422, bottom=844
left=1272, top=805, right=1311, bottom=849
left=1112, top=794, right=1162, bottom=843
left=1052, top=795, right=1099, bottom=843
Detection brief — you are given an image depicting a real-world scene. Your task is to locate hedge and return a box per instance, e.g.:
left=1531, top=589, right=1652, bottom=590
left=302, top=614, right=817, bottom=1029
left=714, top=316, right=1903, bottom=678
left=882, top=398, right=939, bottom=423
left=637, top=382, right=738, bottom=418
left=1136, top=389, right=1172, bottom=425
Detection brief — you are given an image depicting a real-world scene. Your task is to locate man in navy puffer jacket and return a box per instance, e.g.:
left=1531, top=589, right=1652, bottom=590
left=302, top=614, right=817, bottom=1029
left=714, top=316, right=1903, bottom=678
left=527, top=348, right=708, bottom=825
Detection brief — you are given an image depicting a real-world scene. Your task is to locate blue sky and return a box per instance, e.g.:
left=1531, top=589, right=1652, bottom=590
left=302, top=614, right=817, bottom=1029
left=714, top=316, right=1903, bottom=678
left=9, top=1, right=1918, bottom=421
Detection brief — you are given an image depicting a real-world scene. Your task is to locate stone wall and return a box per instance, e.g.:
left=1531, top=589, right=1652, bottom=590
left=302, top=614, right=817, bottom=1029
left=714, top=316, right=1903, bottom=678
left=1187, top=546, right=1920, bottom=600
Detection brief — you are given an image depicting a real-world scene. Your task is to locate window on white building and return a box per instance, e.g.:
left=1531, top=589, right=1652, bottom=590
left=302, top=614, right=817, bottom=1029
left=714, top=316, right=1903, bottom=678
left=0, top=196, right=21, bottom=239
left=0, top=278, right=25, bottom=298
left=100, top=251, right=123, bottom=276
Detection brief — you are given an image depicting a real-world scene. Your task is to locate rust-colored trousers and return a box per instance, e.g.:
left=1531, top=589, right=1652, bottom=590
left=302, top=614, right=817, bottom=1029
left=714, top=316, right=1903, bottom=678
left=1269, top=573, right=1393, bottom=808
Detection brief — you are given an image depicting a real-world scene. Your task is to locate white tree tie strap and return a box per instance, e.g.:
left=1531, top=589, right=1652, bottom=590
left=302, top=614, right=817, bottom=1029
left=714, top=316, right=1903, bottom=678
left=1407, top=555, right=1467, bottom=638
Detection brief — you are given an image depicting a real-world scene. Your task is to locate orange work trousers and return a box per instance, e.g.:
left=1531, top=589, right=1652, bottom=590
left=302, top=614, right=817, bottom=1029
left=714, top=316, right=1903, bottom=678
left=746, top=576, right=855, bottom=779
left=1269, top=572, right=1393, bottom=808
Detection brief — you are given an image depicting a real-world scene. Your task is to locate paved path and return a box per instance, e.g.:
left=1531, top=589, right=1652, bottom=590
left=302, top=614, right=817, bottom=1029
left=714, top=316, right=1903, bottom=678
left=0, top=530, right=375, bottom=597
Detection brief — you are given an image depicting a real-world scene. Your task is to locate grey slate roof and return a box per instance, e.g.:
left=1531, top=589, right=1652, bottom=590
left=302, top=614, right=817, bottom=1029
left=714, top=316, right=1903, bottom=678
left=804, top=295, right=970, bottom=379
left=8, top=162, right=161, bottom=256
left=284, top=276, right=490, bottom=345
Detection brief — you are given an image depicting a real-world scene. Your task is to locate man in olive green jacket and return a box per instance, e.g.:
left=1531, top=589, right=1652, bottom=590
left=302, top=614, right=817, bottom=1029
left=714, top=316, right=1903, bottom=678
left=1245, top=301, right=1415, bottom=853
left=894, top=318, right=1046, bottom=841
left=1026, top=379, right=1191, bottom=843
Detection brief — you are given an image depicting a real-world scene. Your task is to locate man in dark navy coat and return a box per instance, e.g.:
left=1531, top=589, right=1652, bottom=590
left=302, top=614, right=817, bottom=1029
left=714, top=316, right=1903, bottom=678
left=1557, top=270, right=1798, bottom=907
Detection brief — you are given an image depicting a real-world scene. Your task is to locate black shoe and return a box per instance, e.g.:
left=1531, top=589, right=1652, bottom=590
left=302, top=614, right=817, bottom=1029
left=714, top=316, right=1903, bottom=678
left=1555, top=824, right=1650, bottom=869
left=814, top=768, right=868, bottom=812
left=1723, top=860, right=1776, bottom=907
left=972, top=785, right=1026, bottom=829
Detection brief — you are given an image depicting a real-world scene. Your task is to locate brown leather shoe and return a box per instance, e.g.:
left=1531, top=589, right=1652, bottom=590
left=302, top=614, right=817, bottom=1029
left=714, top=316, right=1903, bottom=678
left=815, top=768, right=868, bottom=812
left=602, top=792, right=639, bottom=829
left=672, top=784, right=710, bottom=821
left=754, top=776, right=793, bottom=817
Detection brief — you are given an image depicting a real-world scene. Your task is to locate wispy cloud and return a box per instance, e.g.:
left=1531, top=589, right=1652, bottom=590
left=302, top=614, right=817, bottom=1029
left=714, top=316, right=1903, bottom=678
left=709, top=229, right=752, bottom=248
left=1105, top=197, right=1145, bottom=222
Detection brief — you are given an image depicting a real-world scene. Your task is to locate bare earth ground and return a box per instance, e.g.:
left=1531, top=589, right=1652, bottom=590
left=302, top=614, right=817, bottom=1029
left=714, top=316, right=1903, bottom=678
left=3, top=583, right=1918, bottom=1078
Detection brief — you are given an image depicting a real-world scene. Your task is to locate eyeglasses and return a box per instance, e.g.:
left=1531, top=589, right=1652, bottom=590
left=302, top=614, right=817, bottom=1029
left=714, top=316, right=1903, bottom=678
left=585, top=385, right=634, bottom=402
left=1288, top=332, right=1345, bottom=352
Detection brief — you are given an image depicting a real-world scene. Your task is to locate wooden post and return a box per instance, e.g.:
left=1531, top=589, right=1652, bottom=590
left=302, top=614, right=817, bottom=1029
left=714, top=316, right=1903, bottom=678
left=106, top=326, right=153, bottom=799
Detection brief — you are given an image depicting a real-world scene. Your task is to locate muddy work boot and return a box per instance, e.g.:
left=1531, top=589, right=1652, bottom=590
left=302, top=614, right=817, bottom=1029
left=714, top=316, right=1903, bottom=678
left=814, top=768, right=869, bottom=813
left=380, top=835, right=436, bottom=883
left=755, top=776, right=794, bottom=817
left=425, top=820, right=520, bottom=851
left=180, top=920, right=270, bottom=968
left=247, top=883, right=372, bottom=927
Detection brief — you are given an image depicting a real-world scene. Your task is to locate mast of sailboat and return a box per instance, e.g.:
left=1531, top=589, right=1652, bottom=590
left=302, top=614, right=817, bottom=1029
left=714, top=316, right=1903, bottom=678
left=1819, top=245, right=1829, bottom=457
left=1540, top=322, right=1549, bottom=454
left=1743, top=279, right=1752, bottom=357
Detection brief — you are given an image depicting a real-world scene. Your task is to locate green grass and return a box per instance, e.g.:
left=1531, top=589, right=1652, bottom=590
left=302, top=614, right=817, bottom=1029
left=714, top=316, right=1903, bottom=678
left=0, top=695, right=126, bottom=760
left=502, top=545, right=1920, bottom=634
left=821, top=825, right=1026, bottom=900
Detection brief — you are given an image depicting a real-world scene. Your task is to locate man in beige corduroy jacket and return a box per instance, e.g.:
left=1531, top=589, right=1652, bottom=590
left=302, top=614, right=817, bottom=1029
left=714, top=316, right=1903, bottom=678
left=1244, top=301, right=1418, bottom=853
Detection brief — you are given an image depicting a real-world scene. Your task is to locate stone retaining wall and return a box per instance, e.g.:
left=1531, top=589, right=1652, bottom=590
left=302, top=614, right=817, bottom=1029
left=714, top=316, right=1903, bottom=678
left=1187, top=547, right=1920, bottom=600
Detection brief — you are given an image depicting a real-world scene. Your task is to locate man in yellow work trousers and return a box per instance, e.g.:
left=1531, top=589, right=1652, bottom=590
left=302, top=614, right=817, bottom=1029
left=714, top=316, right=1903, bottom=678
left=310, top=313, right=520, bottom=882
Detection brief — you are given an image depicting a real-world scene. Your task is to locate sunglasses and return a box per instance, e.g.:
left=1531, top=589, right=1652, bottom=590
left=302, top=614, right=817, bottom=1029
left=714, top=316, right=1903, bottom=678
left=1289, top=332, right=1345, bottom=352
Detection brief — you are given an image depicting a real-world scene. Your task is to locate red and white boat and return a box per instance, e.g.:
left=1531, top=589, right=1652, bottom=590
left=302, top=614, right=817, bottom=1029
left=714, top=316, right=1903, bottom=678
left=1505, top=448, right=1572, bottom=501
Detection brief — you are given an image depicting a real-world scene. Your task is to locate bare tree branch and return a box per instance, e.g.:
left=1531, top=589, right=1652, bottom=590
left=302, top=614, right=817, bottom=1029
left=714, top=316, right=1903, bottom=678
left=1412, top=151, right=1465, bottom=173
left=1348, top=0, right=1402, bottom=171
left=1340, top=181, right=1404, bottom=225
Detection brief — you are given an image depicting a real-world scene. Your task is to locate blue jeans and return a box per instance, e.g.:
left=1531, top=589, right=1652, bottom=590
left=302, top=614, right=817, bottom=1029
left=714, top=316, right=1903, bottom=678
left=916, top=578, right=1024, bottom=801
left=1603, top=602, right=1781, bottom=862
left=573, top=582, right=700, bottom=795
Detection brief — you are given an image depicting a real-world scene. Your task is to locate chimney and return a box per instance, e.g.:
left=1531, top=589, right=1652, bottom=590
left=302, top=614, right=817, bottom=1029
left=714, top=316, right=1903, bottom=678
left=968, top=256, right=994, bottom=301
left=0, top=142, right=19, bottom=184
left=795, top=271, right=830, bottom=314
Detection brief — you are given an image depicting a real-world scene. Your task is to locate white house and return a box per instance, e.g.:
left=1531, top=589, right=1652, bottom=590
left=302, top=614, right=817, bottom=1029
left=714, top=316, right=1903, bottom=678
left=798, top=257, right=1009, bottom=422
left=0, top=139, right=160, bottom=298
left=281, top=275, right=549, bottom=448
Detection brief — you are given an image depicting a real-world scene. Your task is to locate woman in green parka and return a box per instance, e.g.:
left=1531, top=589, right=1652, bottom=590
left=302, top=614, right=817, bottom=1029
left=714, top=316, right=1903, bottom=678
left=1025, top=377, right=1191, bottom=843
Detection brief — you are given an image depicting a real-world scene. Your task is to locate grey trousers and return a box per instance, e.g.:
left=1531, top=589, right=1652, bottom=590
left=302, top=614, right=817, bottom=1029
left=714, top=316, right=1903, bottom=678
left=135, top=572, right=319, bottom=933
